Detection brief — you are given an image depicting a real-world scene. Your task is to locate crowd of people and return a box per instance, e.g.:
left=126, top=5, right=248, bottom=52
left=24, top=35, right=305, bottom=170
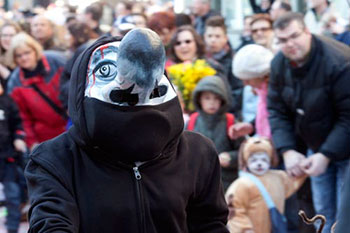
left=0, top=0, right=349, bottom=232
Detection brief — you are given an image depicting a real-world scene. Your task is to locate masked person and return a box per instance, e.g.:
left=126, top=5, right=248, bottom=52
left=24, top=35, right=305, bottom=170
left=25, top=28, right=229, bottom=233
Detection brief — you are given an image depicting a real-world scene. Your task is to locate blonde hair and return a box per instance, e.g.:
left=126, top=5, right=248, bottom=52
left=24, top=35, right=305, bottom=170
left=7, top=32, right=43, bottom=67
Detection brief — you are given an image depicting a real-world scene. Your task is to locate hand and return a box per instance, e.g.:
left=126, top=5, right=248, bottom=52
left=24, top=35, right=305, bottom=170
left=13, top=139, right=27, bottom=153
left=327, top=21, right=345, bottom=34
left=228, top=122, right=253, bottom=140
left=300, top=153, right=330, bottom=176
left=283, top=150, right=306, bottom=178
left=219, top=152, right=231, bottom=168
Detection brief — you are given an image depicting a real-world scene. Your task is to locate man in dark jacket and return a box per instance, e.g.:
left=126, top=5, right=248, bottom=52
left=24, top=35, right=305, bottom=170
left=25, top=29, right=229, bottom=233
left=268, top=12, right=350, bottom=233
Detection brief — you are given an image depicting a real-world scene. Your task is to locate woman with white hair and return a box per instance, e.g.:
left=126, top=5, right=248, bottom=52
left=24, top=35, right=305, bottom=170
left=6, top=32, right=67, bottom=151
left=228, top=44, right=274, bottom=140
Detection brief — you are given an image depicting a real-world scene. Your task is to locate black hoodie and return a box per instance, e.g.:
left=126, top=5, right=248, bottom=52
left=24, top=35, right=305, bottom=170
left=25, top=36, right=229, bottom=233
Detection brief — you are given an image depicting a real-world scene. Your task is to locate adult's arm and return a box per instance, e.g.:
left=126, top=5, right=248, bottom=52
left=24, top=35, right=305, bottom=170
left=25, top=148, right=79, bottom=233
left=8, top=96, right=25, bottom=140
left=318, top=63, right=350, bottom=161
left=11, top=88, right=38, bottom=148
left=267, top=61, right=296, bottom=155
left=248, top=0, right=261, bottom=13
left=249, top=0, right=274, bottom=13
left=6, top=71, right=38, bottom=148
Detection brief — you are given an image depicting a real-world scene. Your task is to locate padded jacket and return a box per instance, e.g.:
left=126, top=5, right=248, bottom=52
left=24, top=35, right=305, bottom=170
left=7, top=51, right=67, bottom=148
left=268, top=35, right=350, bottom=160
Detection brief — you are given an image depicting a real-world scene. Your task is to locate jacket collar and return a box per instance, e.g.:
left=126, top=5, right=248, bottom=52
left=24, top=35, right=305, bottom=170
left=19, top=55, right=50, bottom=86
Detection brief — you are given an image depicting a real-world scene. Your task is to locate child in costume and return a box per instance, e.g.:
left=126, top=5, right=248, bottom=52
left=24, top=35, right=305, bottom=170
left=0, top=81, right=26, bottom=233
left=225, top=137, right=306, bottom=233
left=187, top=75, right=242, bottom=191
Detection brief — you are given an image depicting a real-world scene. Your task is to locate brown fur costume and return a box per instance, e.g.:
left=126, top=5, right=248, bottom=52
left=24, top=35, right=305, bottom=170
left=225, top=137, right=306, bottom=233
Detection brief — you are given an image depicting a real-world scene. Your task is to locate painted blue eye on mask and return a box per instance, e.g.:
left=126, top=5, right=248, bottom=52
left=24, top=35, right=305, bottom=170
left=85, top=29, right=177, bottom=106
left=93, top=60, right=118, bottom=81
left=85, top=41, right=122, bottom=101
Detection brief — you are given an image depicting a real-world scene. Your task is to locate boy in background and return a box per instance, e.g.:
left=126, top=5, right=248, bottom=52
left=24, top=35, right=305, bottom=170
left=204, top=16, right=243, bottom=118
left=0, top=81, right=26, bottom=233
left=187, top=75, right=242, bottom=190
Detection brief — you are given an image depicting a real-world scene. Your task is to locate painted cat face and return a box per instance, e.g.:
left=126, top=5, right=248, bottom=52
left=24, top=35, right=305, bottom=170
left=85, top=28, right=176, bottom=106
left=247, top=152, right=270, bottom=176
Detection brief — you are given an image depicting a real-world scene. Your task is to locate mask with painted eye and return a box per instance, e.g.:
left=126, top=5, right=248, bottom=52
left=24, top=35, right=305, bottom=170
left=85, top=28, right=177, bottom=106
left=94, top=61, right=118, bottom=80
left=85, top=41, right=122, bottom=102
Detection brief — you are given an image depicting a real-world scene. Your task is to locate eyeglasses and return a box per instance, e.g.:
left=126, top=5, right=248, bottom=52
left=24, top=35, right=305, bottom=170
left=251, top=27, right=272, bottom=34
left=175, top=39, right=193, bottom=46
left=276, top=30, right=304, bottom=45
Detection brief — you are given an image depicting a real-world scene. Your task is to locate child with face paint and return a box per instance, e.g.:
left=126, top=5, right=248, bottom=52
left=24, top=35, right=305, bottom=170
left=187, top=75, right=242, bottom=191
left=225, top=137, right=306, bottom=233
left=25, top=29, right=229, bottom=233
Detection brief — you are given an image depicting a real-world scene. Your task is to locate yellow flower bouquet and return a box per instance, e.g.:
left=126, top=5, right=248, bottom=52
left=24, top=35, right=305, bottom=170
left=167, top=59, right=216, bottom=112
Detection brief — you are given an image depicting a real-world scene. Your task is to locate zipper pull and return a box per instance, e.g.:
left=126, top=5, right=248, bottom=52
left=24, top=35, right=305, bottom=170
left=133, top=166, right=142, bottom=180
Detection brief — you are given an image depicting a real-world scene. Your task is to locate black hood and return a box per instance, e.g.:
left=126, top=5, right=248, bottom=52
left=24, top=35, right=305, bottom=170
left=68, top=36, right=184, bottom=163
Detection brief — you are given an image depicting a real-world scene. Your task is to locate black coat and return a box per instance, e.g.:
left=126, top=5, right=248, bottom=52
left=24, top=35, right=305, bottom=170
left=0, top=94, right=24, bottom=159
left=268, top=35, right=350, bottom=160
left=0, top=94, right=25, bottom=182
left=25, top=36, right=229, bottom=233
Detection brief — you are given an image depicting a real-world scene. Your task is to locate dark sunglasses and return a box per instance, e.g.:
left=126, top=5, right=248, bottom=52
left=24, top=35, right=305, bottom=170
left=175, top=39, right=193, bottom=46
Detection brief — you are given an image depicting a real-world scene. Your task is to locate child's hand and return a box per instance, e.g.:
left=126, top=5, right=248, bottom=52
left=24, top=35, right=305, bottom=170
left=228, top=122, right=253, bottom=140
left=219, top=152, right=231, bottom=168
left=14, top=139, right=27, bottom=153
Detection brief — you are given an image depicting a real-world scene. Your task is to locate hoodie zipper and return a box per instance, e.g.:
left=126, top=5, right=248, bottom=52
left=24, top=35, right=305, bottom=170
left=133, top=165, right=146, bottom=233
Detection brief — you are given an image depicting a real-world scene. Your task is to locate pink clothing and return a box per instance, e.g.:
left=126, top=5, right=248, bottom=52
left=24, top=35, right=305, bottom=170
left=165, top=58, right=175, bottom=71
left=255, top=82, right=271, bottom=138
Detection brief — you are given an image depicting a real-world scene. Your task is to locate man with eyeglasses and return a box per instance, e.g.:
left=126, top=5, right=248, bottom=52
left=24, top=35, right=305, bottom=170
left=268, top=12, right=350, bottom=233
left=250, top=14, right=274, bottom=51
